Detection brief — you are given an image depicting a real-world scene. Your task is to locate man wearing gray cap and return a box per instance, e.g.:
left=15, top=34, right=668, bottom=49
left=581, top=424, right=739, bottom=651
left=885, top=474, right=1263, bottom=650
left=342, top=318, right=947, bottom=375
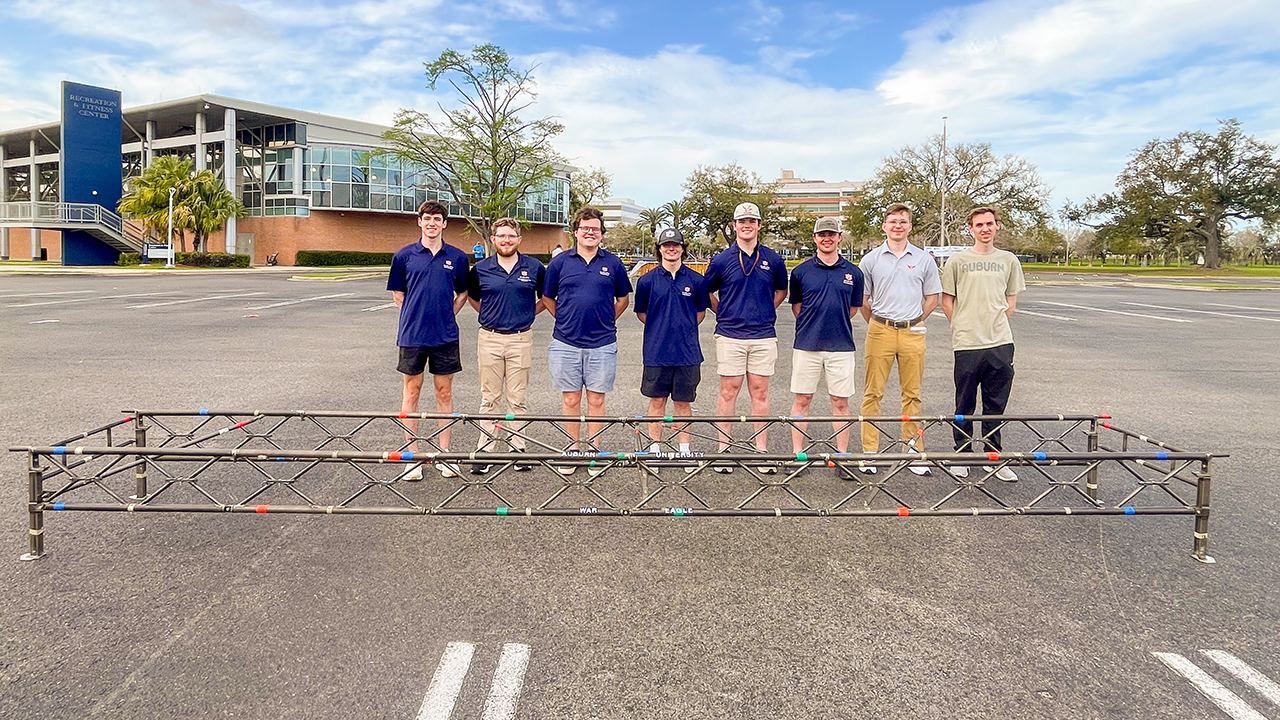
left=703, top=201, right=789, bottom=472
left=788, top=217, right=864, bottom=473
left=858, top=203, right=942, bottom=475
left=634, top=228, right=709, bottom=459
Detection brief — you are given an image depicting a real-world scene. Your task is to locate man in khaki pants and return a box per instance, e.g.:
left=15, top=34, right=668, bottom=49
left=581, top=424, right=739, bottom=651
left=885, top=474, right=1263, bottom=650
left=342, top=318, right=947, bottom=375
left=465, top=218, right=546, bottom=474
left=857, top=204, right=942, bottom=475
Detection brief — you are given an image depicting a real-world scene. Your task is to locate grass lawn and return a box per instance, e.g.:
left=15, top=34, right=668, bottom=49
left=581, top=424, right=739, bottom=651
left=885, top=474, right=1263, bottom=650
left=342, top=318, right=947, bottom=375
left=1022, top=263, right=1280, bottom=277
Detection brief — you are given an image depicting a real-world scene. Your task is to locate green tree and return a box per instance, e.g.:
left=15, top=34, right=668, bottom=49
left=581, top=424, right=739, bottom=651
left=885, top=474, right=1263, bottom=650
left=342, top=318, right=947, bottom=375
left=680, top=163, right=776, bottom=248
left=846, top=136, right=1052, bottom=249
left=1070, top=120, right=1280, bottom=269
left=569, top=166, right=611, bottom=215
left=117, top=157, right=245, bottom=254
left=183, top=170, right=248, bottom=253
left=604, top=223, right=654, bottom=255
left=662, top=199, right=696, bottom=240
left=117, top=156, right=193, bottom=251
left=770, top=210, right=819, bottom=258
left=637, top=205, right=671, bottom=236
left=382, top=44, right=565, bottom=249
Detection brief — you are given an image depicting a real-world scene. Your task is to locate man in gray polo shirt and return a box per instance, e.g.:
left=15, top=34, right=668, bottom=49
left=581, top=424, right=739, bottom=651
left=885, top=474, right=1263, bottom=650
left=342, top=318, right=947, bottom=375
left=857, top=203, right=942, bottom=475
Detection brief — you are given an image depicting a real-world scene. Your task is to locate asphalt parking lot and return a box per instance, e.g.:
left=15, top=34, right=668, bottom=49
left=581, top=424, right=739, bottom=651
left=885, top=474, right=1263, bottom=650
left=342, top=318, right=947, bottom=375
left=2, top=270, right=1278, bottom=719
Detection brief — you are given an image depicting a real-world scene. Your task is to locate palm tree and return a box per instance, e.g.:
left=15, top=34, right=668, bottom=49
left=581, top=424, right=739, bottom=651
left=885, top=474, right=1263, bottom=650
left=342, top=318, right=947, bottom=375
left=662, top=199, right=693, bottom=239
left=117, top=156, right=193, bottom=251
left=637, top=206, right=670, bottom=237
left=184, top=171, right=248, bottom=253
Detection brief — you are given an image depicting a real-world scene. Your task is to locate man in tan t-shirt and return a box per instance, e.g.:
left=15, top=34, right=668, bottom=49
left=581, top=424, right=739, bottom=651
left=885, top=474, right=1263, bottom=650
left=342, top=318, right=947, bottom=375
left=941, top=207, right=1026, bottom=481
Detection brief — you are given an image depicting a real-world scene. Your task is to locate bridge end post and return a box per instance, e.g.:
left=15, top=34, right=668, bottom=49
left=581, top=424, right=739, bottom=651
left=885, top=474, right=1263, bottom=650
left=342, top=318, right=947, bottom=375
left=1191, top=457, right=1215, bottom=564
left=131, top=414, right=148, bottom=500
left=19, top=452, right=45, bottom=561
left=1086, top=418, right=1100, bottom=502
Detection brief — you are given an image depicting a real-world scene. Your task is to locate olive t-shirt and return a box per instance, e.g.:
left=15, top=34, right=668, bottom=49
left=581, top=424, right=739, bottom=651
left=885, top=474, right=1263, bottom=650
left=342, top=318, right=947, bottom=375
left=941, top=248, right=1026, bottom=351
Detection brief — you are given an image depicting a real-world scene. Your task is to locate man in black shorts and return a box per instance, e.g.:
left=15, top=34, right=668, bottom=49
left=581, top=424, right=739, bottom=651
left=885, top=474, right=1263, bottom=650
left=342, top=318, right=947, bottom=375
left=634, top=228, right=709, bottom=463
left=387, top=200, right=469, bottom=479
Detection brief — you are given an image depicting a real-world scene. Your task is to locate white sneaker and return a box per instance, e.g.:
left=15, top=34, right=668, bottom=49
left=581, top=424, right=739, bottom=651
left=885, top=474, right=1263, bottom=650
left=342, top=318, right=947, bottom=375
left=403, top=463, right=423, bottom=481
left=950, top=465, right=970, bottom=479
left=857, top=465, right=878, bottom=475
left=437, top=462, right=460, bottom=479
left=713, top=450, right=734, bottom=473
left=907, top=448, right=932, bottom=476
left=555, top=465, right=576, bottom=476
left=988, top=466, right=1018, bottom=482
left=587, top=463, right=606, bottom=478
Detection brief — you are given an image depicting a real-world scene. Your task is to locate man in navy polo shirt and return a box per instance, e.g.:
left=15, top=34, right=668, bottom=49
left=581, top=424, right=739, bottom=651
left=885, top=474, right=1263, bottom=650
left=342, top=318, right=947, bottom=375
left=543, top=206, right=633, bottom=475
left=387, top=200, right=469, bottom=480
left=788, top=217, right=865, bottom=477
left=466, top=217, right=545, bottom=475
left=634, top=228, right=709, bottom=461
left=704, top=201, right=789, bottom=473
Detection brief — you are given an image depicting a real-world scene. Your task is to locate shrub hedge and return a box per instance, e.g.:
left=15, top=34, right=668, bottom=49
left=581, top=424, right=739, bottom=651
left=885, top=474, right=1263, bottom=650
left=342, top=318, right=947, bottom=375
left=116, top=253, right=142, bottom=266
left=176, top=252, right=252, bottom=268
left=295, top=250, right=395, bottom=266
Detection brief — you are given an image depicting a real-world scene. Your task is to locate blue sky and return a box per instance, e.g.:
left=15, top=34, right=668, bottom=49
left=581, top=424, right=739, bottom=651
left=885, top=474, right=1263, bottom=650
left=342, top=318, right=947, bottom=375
left=3, top=0, right=1278, bottom=214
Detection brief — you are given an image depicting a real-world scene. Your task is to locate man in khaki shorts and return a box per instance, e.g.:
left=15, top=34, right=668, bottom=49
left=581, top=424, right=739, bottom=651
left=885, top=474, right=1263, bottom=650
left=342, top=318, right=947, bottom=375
left=465, top=218, right=545, bottom=474
left=857, top=203, right=942, bottom=475
left=788, top=217, right=865, bottom=475
left=703, top=202, right=789, bottom=472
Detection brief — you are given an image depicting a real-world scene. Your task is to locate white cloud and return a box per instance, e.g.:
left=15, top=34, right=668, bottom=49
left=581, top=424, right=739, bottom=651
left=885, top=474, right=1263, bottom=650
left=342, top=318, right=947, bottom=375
left=878, top=0, right=1280, bottom=108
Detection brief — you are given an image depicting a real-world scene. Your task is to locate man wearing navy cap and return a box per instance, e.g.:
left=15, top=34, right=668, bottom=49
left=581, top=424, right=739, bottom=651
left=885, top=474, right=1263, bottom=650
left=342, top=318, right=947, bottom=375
left=788, top=217, right=864, bottom=476
left=387, top=200, right=470, bottom=480
left=634, top=227, right=709, bottom=461
left=465, top=217, right=545, bottom=475
left=704, top=201, right=789, bottom=472
left=543, top=206, right=633, bottom=475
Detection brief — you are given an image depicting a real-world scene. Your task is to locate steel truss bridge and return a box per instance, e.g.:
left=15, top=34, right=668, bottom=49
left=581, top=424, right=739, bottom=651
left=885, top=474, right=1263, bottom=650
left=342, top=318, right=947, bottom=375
left=12, top=409, right=1222, bottom=563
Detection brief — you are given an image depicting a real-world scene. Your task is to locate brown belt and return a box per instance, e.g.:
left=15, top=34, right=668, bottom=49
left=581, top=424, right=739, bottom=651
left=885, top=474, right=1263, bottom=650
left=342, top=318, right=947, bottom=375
left=871, top=314, right=923, bottom=329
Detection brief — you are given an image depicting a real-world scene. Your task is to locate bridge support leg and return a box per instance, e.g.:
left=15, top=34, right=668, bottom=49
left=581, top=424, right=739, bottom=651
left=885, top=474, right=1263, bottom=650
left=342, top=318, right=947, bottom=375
left=1191, top=457, right=1215, bottom=564
left=131, top=416, right=148, bottom=500
left=20, top=452, right=45, bottom=561
left=1086, top=419, right=1100, bottom=502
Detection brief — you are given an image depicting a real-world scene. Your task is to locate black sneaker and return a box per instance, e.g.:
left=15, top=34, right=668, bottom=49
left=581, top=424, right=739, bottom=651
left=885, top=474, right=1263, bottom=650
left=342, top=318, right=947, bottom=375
left=513, top=450, right=532, bottom=472
left=469, top=464, right=491, bottom=476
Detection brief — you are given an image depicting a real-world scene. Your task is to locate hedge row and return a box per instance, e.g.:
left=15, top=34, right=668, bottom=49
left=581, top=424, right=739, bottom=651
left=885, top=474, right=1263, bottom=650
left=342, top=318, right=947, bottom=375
left=176, top=252, right=252, bottom=268
left=295, top=250, right=394, bottom=266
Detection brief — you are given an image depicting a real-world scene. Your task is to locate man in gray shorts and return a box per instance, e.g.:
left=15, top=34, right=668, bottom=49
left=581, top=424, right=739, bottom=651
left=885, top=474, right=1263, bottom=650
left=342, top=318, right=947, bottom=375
left=542, top=206, right=633, bottom=475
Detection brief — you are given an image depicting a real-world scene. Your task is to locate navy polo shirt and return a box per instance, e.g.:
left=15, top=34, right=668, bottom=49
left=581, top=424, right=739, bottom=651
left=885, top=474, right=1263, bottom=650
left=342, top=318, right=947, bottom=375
left=704, top=243, right=789, bottom=339
left=543, top=247, right=632, bottom=349
left=634, top=264, right=709, bottom=367
left=789, top=256, right=864, bottom=352
left=467, top=253, right=545, bottom=333
left=387, top=240, right=469, bottom=348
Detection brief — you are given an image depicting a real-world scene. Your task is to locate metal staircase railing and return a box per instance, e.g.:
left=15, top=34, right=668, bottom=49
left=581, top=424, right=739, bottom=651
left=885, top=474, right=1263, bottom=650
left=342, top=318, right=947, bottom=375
left=0, top=201, right=147, bottom=253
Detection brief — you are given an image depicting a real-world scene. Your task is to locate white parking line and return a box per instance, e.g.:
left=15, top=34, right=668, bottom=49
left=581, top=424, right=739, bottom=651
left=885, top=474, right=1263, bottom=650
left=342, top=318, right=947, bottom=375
left=360, top=302, right=397, bottom=312
left=127, top=292, right=265, bottom=309
left=417, top=642, right=476, bottom=720
left=1121, top=302, right=1280, bottom=323
left=1018, top=310, right=1077, bottom=322
left=1039, top=301, right=1191, bottom=323
left=245, top=292, right=354, bottom=310
left=1153, top=652, right=1268, bottom=720
left=1202, top=650, right=1280, bottom=708
left=0, top=290, right=95, bottom=299
left=8, top=292, right=174, bottom=308
left=482, top=644, right=531, bottom=720
left=1206, top=303, right=1280, bottom=313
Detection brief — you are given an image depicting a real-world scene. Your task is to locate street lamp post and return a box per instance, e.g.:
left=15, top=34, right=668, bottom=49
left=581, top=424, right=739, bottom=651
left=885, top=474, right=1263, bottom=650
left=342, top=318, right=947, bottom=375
left=940, top=116, right=948, bottom=246
left=166, top=186, right=176, bottom=268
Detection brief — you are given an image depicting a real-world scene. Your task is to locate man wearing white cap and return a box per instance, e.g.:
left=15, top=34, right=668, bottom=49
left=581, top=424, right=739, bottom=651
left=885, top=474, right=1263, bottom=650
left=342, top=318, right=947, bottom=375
left=703, top=201, right=789, bottom=472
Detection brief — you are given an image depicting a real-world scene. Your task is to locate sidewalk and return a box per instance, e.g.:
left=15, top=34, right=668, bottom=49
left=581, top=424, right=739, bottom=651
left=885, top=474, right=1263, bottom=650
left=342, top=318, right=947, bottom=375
left=0, top=261, right=386, bottom=278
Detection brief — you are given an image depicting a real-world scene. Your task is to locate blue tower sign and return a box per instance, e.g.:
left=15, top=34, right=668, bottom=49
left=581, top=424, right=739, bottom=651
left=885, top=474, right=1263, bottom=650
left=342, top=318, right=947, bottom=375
left=59, top=81, right=123, bottom=265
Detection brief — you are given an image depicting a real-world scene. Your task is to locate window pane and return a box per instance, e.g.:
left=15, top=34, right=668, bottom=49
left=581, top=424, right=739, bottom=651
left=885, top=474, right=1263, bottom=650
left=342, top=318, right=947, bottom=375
left=331, top=148, right=351, bottom=165
left=352, top=184, right=369, bottom=208
left=372, top=193, right=387, bottom=210
left=332, top=183, right=351, bottom=208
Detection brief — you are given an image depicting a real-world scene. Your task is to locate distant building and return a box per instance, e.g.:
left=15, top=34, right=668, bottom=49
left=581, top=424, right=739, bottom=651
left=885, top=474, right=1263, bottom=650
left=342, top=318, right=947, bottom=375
left=772, top=169, right=864, bottom=221
left=1, top=89, right=572, bottom=264
left=598, top=196, right=645, bottom=228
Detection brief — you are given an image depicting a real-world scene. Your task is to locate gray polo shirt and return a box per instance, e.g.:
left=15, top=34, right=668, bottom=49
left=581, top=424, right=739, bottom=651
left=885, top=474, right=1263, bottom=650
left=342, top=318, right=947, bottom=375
left=858, top=241, right=942, bottom=322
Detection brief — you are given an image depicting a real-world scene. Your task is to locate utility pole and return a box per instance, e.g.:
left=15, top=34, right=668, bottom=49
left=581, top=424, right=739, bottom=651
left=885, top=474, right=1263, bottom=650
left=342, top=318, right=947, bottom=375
left=940, top=116, right=948, bottom=246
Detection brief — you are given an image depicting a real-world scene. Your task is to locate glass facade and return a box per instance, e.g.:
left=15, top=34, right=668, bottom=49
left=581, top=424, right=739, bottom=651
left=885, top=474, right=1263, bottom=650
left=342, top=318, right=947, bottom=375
left=300, top=144, right=568, bottom=225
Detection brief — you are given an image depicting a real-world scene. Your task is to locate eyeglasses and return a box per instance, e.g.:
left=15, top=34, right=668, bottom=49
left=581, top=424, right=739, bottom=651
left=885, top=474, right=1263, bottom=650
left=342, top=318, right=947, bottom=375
left=885, top=220, right=910, bottom=226
left=577, top=226, right=604, bottom=235
left=493, top=234, right=520, bottom=240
